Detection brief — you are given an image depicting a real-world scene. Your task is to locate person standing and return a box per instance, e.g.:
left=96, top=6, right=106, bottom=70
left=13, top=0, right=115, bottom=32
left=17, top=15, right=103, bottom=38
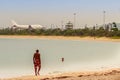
left=33, top=49, right=41, bottom=76
left=62, top=57, right=64, bottom=62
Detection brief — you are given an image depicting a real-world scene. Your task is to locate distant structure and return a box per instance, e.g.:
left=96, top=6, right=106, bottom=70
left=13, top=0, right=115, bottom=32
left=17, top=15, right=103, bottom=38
left=73, top=13, right=76, bottom=28
left=103, top=11, right=106, bottom=27
left=65, top=21, right=73, bottom=29
left=11, top=20, right=44, bottom=30
left=94, top=22, right=120, bottom=31
left=103, top=22, right=117, bottom=31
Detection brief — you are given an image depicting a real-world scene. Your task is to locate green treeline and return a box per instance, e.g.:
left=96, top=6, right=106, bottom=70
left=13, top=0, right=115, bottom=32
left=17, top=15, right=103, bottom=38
left=0, top=26, right=120, bottom=38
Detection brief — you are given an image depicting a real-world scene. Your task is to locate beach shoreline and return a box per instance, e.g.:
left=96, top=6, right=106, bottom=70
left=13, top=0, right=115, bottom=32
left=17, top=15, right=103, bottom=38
left=0, top=35, right=120, bottom=42
left=3, top=68, right=120, bottom=80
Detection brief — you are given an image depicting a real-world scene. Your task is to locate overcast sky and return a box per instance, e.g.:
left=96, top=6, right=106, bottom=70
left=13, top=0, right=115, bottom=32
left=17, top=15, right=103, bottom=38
left=0, top=0, right=120, bottom=28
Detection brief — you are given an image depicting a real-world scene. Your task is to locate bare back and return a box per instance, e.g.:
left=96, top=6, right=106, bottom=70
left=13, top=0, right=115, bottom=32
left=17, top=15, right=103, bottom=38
left=33, top=53, right=41, bottom=65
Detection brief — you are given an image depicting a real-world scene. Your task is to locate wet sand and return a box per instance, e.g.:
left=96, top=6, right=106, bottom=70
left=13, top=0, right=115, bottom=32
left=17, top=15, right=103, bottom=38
left=3, top=68, right=120, bottom=80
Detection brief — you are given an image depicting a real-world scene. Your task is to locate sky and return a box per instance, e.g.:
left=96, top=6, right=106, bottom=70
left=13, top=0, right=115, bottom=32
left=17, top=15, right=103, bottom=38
left=0, top=0, right=120, bottom=28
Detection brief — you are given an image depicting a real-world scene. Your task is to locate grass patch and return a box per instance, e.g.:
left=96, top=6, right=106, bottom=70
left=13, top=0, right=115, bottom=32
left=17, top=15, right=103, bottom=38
left=110, top=36, right=120, bottom=39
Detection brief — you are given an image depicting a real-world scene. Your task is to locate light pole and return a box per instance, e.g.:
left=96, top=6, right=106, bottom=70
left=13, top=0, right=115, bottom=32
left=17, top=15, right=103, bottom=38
left=61, top=20, right=64, bottom=30
left=74, top=13, right=76, bottom=28
left=103, top=11, right=106, bottom=27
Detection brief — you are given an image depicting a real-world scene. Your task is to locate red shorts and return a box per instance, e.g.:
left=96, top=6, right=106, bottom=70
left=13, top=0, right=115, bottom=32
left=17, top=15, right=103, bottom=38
left=34, top=59, right=40, bottom=67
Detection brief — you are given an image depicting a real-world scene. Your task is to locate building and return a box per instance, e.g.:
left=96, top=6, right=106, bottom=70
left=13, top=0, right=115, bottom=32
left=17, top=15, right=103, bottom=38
left=94, top=22, right=120, bottom=31
left=65, top=21, right=73, bottom=29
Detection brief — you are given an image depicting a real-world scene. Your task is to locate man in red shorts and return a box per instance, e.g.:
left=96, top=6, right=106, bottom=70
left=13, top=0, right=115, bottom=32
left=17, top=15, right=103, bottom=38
left=33, top=49, right=41, bottom=76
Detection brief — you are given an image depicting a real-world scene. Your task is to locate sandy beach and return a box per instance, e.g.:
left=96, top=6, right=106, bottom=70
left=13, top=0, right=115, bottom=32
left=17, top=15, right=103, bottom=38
left=2, top=68, right=120, bottom=80
left=0, top=35, right=120, bottom=42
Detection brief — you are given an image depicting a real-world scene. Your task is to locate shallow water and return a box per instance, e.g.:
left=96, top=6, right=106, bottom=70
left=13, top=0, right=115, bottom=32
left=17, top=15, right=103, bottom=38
left=0, top=38, right=120, bottom=78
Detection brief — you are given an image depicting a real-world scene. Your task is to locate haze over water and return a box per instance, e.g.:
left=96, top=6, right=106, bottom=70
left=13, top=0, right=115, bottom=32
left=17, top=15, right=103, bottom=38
left=0, top=38, right=120, bottom=78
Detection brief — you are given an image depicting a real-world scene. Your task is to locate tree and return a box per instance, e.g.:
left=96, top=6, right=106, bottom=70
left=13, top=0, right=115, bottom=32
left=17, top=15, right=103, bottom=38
left=112, top=22, right=117, bottom=28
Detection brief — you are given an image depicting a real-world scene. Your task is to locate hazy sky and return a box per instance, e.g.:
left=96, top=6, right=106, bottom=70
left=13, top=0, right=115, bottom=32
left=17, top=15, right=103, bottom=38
left=0, top=0, right=120, bottom=28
